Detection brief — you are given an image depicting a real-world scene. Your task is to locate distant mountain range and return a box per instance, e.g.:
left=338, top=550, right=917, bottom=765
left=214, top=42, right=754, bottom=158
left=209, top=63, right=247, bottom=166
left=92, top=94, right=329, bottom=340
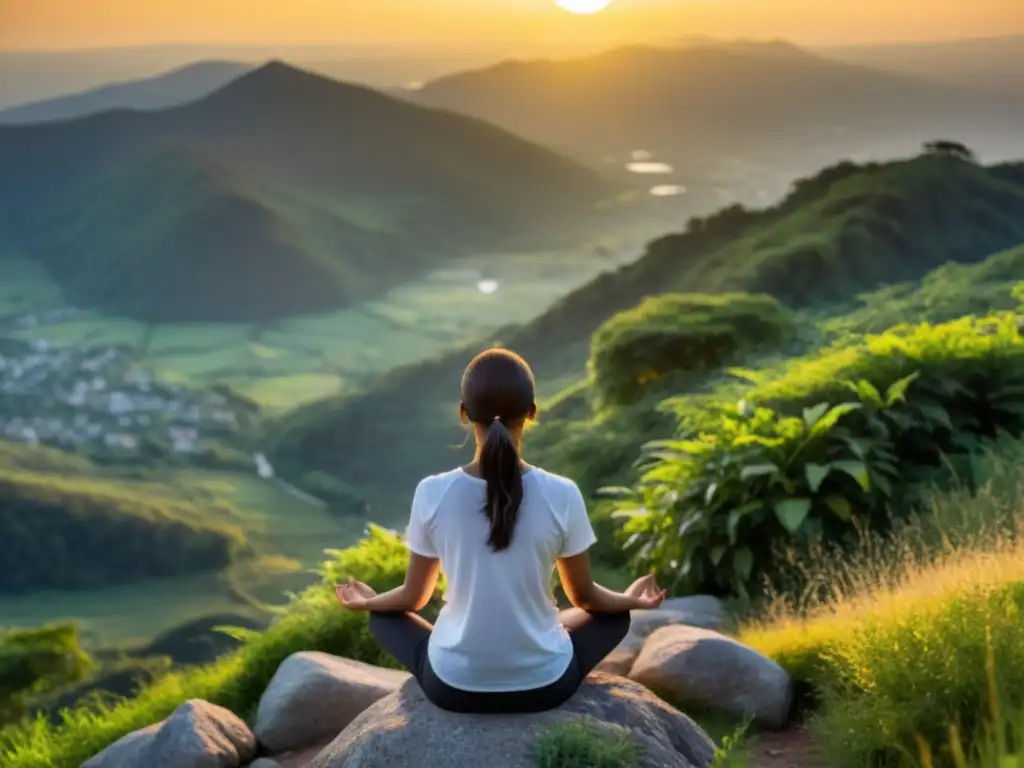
left=409, top=41, right=1024, bottom=173
left=0, top=62, right=614, bottom=323
left=818, top=34, right=1024, bottom=97
left=0, top=61, right=252, bottom=124
left=0, top=42, right=596, bottom=112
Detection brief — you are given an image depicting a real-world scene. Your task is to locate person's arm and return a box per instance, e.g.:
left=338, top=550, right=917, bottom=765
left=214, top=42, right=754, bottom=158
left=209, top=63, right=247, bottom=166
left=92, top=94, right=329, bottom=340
left=554, top=481, right=634, bottom=613
left=362, top=552, right=440, bottom=613
left=556, top=550, right=641, bottom=613
left=554, top=481, right=666, bottom=613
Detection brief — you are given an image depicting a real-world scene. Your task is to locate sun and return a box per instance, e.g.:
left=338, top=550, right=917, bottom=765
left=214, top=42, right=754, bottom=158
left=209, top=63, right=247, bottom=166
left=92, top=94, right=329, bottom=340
left=556, top=0, right=614, bottom=14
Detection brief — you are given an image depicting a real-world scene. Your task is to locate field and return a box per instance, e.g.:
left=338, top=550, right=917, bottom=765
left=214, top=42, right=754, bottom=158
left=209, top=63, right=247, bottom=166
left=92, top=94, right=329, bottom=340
left=1, top=245, right=641, bottom=413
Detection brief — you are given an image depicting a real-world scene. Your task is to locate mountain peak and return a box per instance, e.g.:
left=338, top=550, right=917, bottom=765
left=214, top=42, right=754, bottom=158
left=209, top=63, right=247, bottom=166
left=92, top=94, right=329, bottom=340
left=194, top=59, right=390, bottom=115
left=228, top=59, right=327, bottom=90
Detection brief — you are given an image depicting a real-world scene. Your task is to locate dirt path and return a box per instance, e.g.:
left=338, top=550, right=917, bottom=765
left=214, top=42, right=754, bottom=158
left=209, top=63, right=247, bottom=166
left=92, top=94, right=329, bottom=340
left=748, top=728, right=828, bottom=768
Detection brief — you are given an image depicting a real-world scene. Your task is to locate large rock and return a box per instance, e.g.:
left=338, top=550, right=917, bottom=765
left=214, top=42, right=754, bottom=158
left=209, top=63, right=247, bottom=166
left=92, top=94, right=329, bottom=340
left=308, top=672, right=715, bottom=768
left=82, top=699, right=256, bottom=768
left=596, top=609, right=706, bottom=675
left=81, top=723, right=163, bottom=768
left=596, top=600, right=729, bottom=676
left=629, top=626, right=793, bottom=729
left=659, top=595, right=729, bottom=628
left=255, top=652, right=410, bottom=754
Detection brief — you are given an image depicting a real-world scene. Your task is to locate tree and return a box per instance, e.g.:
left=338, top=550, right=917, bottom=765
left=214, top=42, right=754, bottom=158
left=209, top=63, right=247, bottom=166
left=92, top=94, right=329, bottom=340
left=922, top=140, right=977, bottom=163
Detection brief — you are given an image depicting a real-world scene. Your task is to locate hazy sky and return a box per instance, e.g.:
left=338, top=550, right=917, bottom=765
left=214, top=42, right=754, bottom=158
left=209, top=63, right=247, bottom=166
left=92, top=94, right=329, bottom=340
left=1, top=0, right=1022, bottom=51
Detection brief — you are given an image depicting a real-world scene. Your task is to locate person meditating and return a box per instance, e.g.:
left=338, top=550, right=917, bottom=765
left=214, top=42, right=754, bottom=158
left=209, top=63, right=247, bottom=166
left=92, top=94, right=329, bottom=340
left=334, top=347, right=667, bottom=714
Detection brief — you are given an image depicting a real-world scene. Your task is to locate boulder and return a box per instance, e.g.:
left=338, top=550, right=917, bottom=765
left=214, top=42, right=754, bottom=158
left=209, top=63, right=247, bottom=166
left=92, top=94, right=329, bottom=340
left=81, top=722, right=163, bottom=768
left=255, top=651, right=410, bottom=754
left=83, top=699, right=256, bottom=768
left=659, top=596, right=729, bottom=628
left=308, top=672, right=715, bottom=768
left=595, top=600, right=729, bottom=676
left=629, top=626, right=793, bottom=729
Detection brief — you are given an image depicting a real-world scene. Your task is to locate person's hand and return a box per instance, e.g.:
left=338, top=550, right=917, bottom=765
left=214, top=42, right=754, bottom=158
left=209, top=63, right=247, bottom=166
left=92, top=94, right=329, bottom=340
left=624, top=574, right=667, bottom=609
left=335, top=578, right=377, bottom=611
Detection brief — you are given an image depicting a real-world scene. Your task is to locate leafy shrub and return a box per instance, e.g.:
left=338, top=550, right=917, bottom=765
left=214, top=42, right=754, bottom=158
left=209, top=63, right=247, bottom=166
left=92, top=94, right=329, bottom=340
left=611, top=314, right=1024, bottom=596
left=0, top=525, right=434, bottom=768
left=589, top=293, right=795, bottom=405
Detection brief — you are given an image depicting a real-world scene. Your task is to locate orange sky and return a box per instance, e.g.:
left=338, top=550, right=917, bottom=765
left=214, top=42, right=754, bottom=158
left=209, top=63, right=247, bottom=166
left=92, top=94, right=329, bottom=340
left=1, top=0, right=1022, bottom=51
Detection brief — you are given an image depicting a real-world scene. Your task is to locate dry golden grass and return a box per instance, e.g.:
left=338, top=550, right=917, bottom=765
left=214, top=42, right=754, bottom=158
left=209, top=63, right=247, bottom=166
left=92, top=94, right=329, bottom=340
left=736, top=444, right=1024, bottom=767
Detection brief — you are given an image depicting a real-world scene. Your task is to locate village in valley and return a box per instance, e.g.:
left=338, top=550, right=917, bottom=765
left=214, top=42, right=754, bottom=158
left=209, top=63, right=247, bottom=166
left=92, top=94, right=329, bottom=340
left=0, top=308, right=257, bottom=465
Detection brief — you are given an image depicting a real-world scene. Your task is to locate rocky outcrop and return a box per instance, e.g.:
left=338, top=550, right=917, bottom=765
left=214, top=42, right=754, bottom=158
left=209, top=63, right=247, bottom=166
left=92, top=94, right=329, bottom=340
left=82, top=699, right=256, bottom=768
left=307, top=673, right=716, bottom=768
left=629, top=625, right=793, bottom=729
left=254, top=652, right=410, bottom=754
left=80, top=598, right=798, bottom=768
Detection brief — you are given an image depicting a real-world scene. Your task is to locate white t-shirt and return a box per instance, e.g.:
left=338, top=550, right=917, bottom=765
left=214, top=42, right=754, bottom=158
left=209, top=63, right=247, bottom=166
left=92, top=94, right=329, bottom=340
left=404, top=466, right=598, bottom=692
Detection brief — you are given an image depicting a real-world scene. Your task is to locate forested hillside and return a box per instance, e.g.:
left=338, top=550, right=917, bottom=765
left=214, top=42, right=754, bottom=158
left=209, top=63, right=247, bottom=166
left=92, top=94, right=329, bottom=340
left=268, top=150, right=1024, bottom=522
left=0, top=440, right=245, bottom=594
left=0, top=62, right=616, bottom=323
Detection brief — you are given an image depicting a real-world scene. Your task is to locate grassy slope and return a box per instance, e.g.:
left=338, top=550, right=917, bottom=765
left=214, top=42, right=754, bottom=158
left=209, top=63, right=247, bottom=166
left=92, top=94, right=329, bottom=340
left=0, top=62, right=619, bottom=323
left=818, top=241, right=1024, bottom=336
left=741, top=442, right=1024, bottom=767
left=0, top=440, right=245, bottom=594
left=268, top=155, right=1024, bottom=520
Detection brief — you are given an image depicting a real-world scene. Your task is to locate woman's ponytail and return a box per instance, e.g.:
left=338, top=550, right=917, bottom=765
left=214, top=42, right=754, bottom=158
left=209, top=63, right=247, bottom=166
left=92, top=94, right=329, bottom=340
left=460, top=347, right=537, bottom=552
left=479, top=416, right=524, bottom=552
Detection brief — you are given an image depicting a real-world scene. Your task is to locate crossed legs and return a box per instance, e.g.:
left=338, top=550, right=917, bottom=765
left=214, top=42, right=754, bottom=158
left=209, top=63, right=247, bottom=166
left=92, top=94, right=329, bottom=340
left=368, top=607, right=630, bottom=713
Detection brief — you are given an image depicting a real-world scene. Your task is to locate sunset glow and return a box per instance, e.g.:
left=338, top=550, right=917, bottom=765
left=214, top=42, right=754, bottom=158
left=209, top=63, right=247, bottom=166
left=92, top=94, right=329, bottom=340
left=556, top=0, right=614, bottom=14
left=2, top=0, right=1022, bottom=51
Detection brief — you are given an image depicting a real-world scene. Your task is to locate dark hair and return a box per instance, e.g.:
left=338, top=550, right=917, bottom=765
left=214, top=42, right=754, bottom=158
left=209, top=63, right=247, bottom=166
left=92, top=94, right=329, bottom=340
left=461, top=348, right=536, bottom=552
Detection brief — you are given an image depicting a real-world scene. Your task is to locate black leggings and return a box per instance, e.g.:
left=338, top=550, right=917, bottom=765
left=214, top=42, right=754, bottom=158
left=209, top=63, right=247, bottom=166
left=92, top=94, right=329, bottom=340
left=368, top=608, right=631, bottom=714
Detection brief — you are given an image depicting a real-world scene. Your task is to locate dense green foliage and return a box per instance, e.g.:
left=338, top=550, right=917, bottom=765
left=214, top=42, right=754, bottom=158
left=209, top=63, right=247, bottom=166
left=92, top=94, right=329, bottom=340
left=589, top=292, right=794, bottom=405
left=0, top=62, right=615, bottom=322
left=269, top=156, right=1024, bottom=522
left=0, top=441, right=245, bottom=593
left=0, top=625, right=93, bottom=725
left=0, top=526, right=439, bottom=768
left=614, top=314, right=1024, bottom=596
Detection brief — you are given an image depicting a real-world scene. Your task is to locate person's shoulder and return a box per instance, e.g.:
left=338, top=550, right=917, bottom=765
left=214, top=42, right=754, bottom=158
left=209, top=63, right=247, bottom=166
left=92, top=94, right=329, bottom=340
left=528, top=467, right=584, bottom=502
left=413, top=468, right=465, bottom=505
